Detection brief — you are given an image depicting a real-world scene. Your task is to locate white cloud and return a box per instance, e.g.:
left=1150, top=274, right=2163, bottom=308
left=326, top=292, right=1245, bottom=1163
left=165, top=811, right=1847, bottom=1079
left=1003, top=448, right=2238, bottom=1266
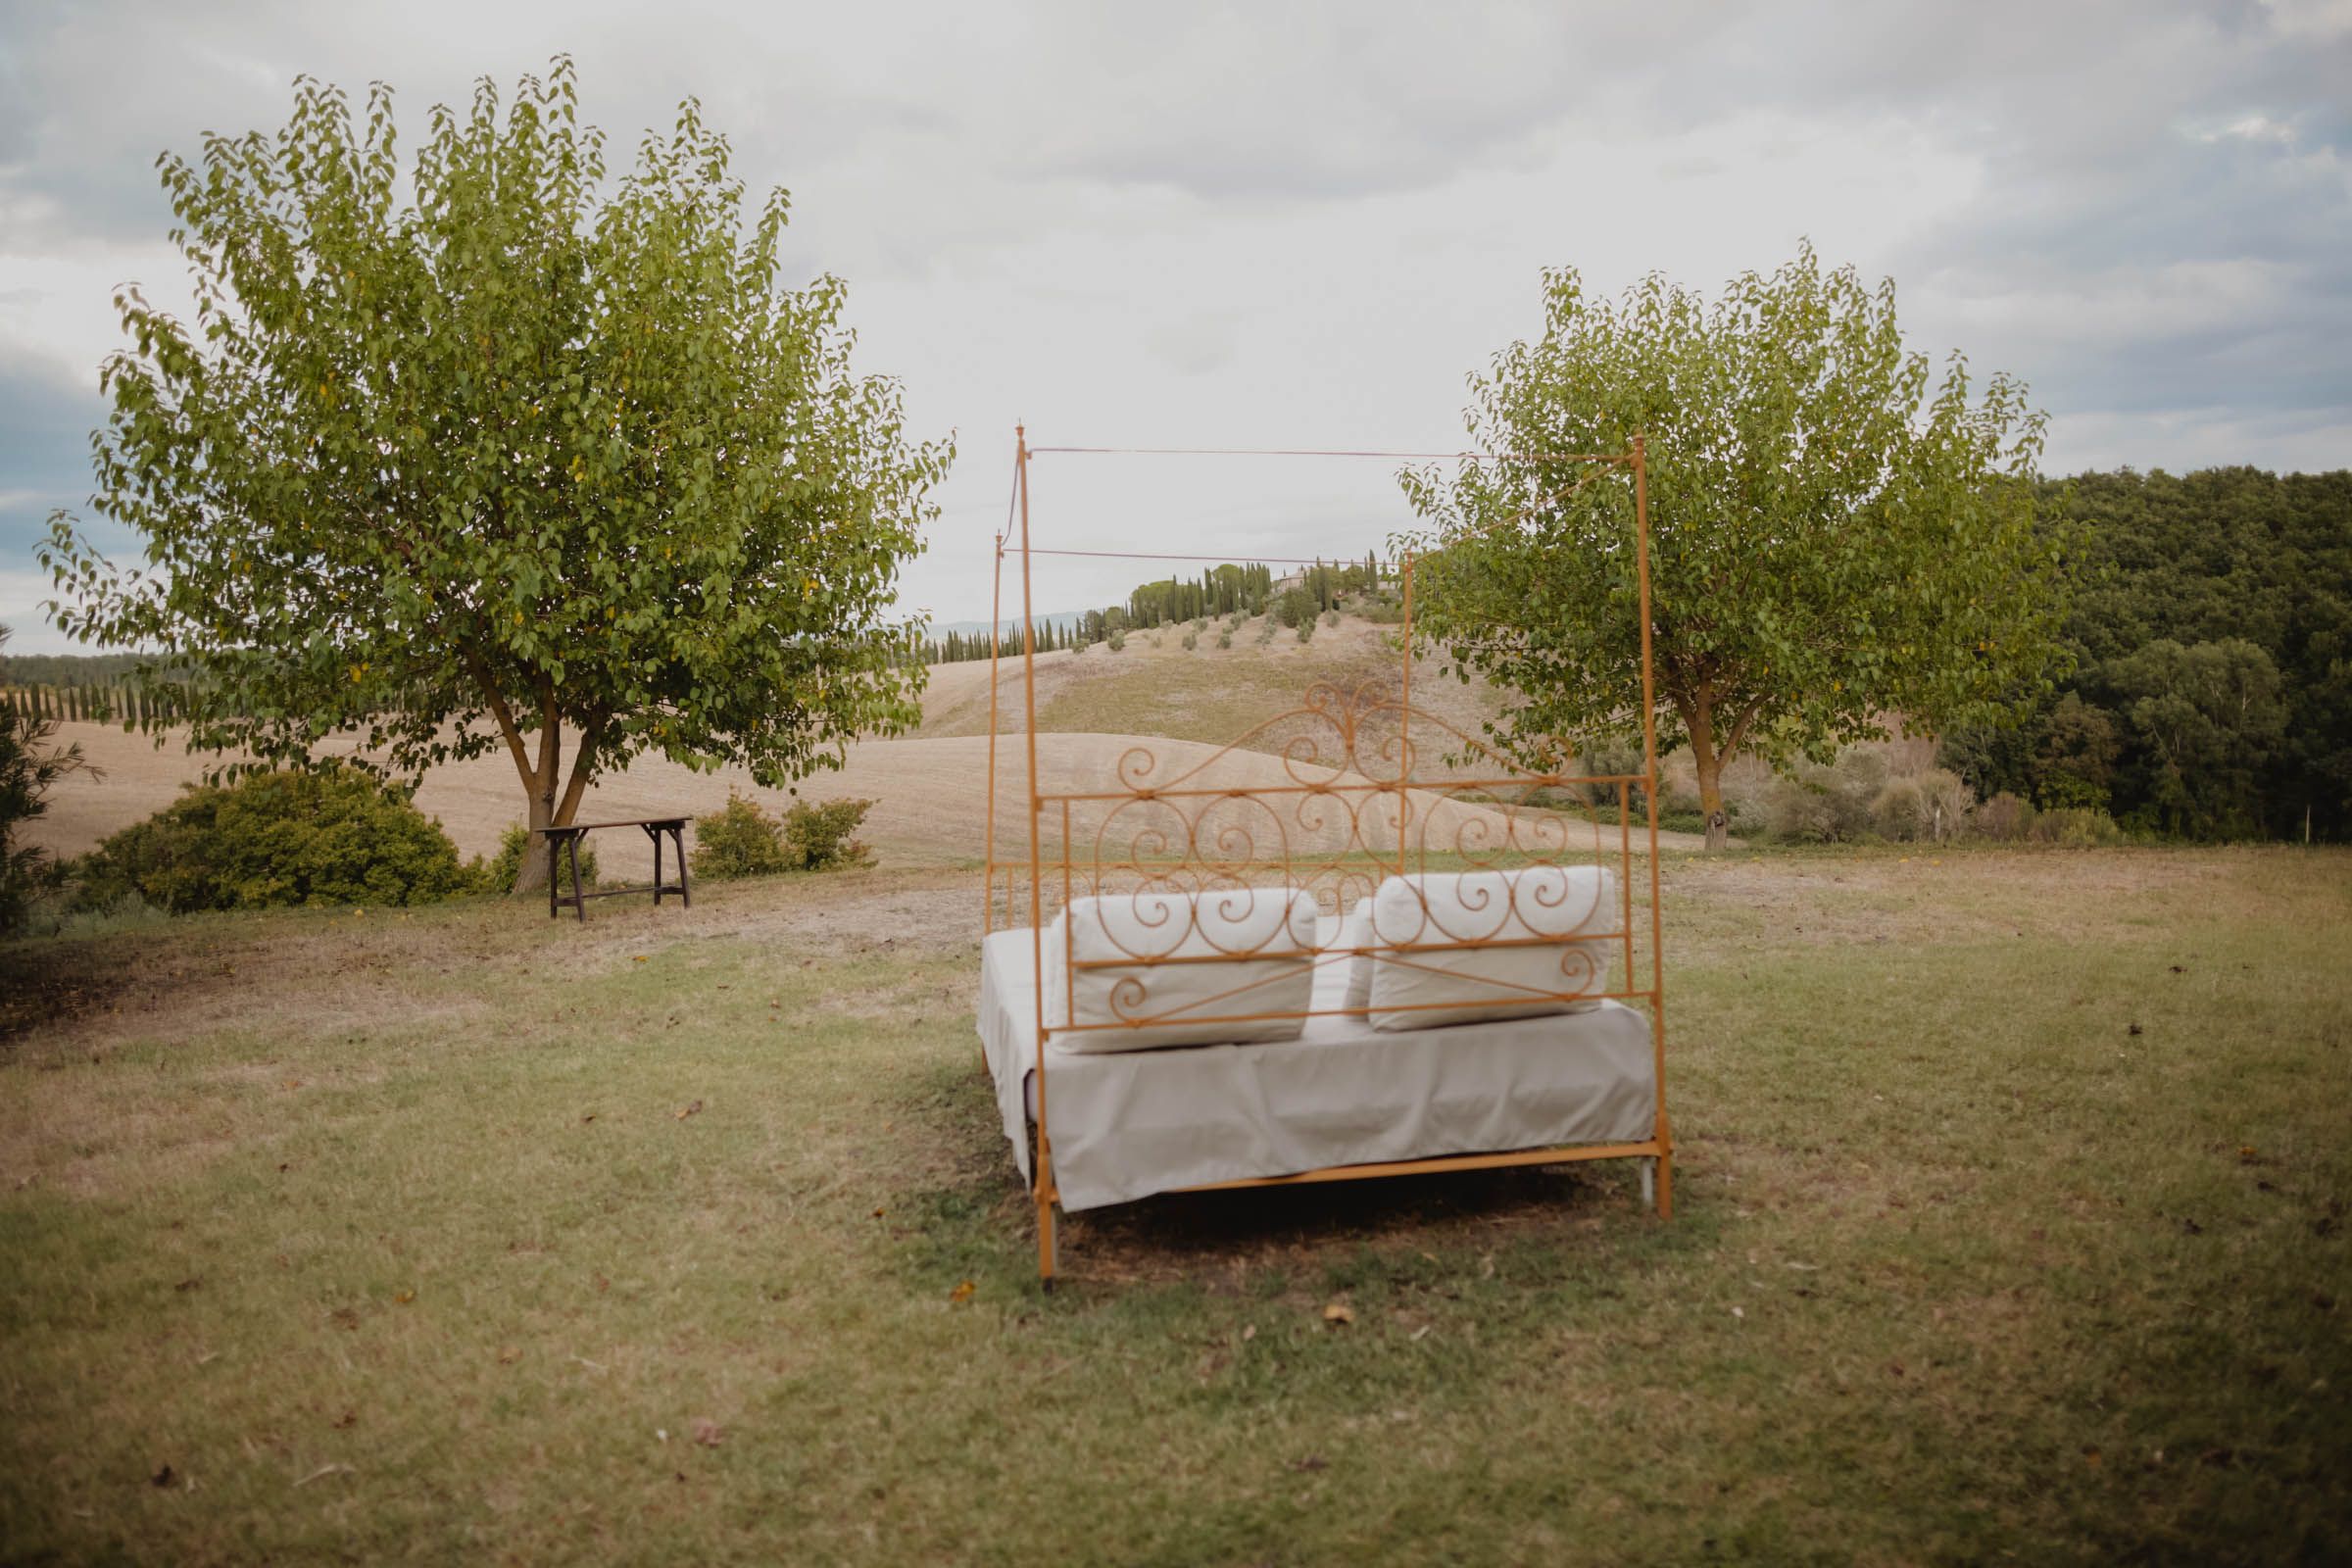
left=0, top=0, right=2345, bottom=631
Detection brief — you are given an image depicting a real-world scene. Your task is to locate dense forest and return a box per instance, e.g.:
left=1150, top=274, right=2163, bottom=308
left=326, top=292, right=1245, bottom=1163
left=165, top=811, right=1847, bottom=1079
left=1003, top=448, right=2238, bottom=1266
left=1939, top=467, right=2350, bottom=842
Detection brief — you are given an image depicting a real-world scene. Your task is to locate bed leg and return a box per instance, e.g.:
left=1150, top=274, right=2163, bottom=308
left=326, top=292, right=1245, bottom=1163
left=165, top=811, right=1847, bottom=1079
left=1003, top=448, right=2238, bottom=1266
left=1639, top=1157, right=1655, bottom=1209
left=1655, top=1150, right=1675, bottom=1220
left=1036, top=1194, right=1057, bottom=1289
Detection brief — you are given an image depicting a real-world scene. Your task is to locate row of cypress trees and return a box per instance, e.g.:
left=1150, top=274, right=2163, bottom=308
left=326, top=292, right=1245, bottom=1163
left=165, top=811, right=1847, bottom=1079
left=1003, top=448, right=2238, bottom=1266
left=0, top=684, right=190, bottom=725
left=924, top=558, right=1394, bottom=666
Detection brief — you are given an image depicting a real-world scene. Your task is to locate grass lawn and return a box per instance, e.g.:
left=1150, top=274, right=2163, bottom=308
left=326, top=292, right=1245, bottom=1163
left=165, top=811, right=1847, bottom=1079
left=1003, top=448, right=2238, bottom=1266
left=2, top=847, right=2347, bottom=1564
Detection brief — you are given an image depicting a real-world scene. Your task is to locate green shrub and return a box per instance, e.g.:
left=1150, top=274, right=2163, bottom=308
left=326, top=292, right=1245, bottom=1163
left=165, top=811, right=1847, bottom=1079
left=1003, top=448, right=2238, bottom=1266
left=1764, top=751, right=1886, bottom=843
left=1296, top=618, right=1315, bottom=644
left=691, top=793, right=793, bottom=880
left=2028, top=806, right=2128, bottom=847
left=1105, top=630, right=1126, bottom=653
left=1217, top=629, right=1233, bottom=650
left=478, top=823, right=598, bottom=895
left=1872, top=777, right=1929, bottom=841
left=1970, top=791, right=2034, bottom=840
left=689, top=792, right=875, bottom=879
left=1182, top=629, right=1199, bottom=651
left=74, top=763, right=472, bottom=913
left=2, top=626, right=94, bottom=934
left=781, top=797, right=876, bottom=871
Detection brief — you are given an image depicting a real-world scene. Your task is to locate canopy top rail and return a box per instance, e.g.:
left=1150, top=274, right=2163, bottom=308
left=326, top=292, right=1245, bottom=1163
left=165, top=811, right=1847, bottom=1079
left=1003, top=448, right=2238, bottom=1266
left=1026, top=444, right=1631, bottom=463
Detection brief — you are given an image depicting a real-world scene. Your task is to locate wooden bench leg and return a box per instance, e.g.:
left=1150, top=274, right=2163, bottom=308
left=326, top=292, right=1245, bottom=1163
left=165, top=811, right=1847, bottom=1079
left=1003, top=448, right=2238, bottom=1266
left=568, top=836, right=586, bottom=923
left=650, top=824, right=663, bottom=907
left=675, top=826, right=691, bottom=907
left=547, top=833, right=560, bottom=919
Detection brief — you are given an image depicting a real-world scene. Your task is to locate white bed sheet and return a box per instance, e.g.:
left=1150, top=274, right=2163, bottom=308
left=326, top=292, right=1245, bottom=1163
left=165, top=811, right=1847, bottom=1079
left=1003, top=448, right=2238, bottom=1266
left=976, top=926, right=1657, bottom=1211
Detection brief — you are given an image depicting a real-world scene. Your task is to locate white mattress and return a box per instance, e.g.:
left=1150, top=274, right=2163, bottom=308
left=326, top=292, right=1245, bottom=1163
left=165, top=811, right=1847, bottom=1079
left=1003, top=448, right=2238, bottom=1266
left=976, top=926, right=1657, bottom=1211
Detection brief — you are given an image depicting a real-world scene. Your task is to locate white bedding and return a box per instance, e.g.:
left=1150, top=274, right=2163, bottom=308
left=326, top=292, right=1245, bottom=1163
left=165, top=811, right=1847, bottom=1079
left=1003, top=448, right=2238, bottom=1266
left=976, top=925, right=1657, bottom=1211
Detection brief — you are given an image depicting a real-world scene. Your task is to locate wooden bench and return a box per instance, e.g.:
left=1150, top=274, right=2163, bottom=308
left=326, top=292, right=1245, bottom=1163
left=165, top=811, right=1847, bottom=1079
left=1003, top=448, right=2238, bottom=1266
left=543, top=817, right=690, bottom=921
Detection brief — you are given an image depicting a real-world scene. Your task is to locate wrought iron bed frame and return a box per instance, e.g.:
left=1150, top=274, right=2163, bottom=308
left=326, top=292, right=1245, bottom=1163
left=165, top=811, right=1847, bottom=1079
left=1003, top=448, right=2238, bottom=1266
left=978, top=429, right=1672, bottom=1285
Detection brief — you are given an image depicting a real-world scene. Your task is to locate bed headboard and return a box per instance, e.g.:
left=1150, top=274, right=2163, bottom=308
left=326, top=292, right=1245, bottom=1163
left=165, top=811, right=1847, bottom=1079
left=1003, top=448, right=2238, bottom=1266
left=988, top=674, right=1648, bottom=999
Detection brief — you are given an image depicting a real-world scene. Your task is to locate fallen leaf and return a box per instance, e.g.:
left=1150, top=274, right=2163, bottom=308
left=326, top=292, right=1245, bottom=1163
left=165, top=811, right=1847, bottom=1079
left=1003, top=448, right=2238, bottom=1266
left=690, top=1417, right=723, bottom=1448
left=675, top=1101, right=703, bottom=1120
left=1321, top=1302, right=1353, bottom=1327
left=948, top=1280, right=976, bottom=1303
left=2128, top=1022, right=2144, bottom=1037
left=151, top=1465, right=174, bottom=1488
left=656, top=1428, right=669, bottom=1444
left=394, top=1291, right=416, bottom=1304
left=332, top=1411, right=357, bottom=1430
left=580, top=1113, right=597, bottom=1124
left=497, top=1347, right=521, bottom=1365
left=871, top=1206, right=886, bottom=1219
left=174, top=1277, right=201, bottom=1293
left=1731, top=1305, right=1745, bottom=1320
left=1409, top=1324, right=1432, bottom=1343
left=1291, top=1454, right=1329, bottom=1472
left=2237, top=1145, right=2260, bottom=1163
left=633, top=956, right=648, bottom=963
left=1241, top=1324, right=1256, bottom=1342
left=2083, top=1446, right=2102, bottom=1468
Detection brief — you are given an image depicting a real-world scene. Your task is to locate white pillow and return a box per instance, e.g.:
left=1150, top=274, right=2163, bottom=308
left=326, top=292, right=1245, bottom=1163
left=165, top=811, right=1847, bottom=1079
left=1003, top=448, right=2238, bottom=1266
left=1323, top=902, right=1376, bottom=1012
left=1365, top=867, right=1618, bottom=1032
left=1044, top=887, right=1319, bottom=1052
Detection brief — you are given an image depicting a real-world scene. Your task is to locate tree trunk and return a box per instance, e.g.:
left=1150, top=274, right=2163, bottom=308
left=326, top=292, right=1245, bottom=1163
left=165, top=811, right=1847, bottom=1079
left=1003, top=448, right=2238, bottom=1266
left=508, top=713, right=604, bottom=896
left=512, top=788, right=558, bottom=896
left=1691, top=744, right=1731, bottom=851
left=1682, top=692, right=1733, bottom=852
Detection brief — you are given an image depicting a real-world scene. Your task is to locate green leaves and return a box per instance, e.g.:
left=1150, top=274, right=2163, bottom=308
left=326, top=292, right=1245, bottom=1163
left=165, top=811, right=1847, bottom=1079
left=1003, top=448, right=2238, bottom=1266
left=1402, top=245, right=2067, bottom=831
left=41, top=60, right=945, bottom=830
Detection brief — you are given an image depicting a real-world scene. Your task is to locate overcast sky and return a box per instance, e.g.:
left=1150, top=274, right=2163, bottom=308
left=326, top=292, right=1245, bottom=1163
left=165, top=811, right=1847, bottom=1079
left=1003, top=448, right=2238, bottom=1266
left=3, top=0, right=2347, bottom=652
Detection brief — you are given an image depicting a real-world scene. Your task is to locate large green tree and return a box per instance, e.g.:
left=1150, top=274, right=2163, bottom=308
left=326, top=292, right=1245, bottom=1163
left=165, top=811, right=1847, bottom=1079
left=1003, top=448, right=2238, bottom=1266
left=42, top=62, right=947, bottom=888
left=1400, top=246, right=2067, bottom=848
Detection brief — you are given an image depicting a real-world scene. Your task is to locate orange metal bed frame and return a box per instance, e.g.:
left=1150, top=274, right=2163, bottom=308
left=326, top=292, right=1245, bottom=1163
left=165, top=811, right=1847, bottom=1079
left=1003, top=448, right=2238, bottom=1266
left=979, top=430, right=1671, bottom=1285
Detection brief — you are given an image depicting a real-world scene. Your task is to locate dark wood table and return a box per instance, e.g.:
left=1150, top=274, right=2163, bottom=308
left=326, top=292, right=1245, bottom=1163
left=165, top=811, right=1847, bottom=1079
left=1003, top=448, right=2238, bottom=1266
left=543, top=817, right=690, bottom=921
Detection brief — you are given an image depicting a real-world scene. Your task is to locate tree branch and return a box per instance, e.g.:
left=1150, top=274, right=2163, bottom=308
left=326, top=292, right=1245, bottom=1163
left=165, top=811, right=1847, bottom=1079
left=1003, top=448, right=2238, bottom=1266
left=1721, top=692, right=1769, bottom=760
left=464, top=648, right=538, bottom=803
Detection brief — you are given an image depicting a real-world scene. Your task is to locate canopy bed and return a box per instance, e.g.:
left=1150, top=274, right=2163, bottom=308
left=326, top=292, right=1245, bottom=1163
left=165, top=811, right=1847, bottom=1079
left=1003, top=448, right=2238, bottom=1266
left=973, top=432, right=1673, bottom=1285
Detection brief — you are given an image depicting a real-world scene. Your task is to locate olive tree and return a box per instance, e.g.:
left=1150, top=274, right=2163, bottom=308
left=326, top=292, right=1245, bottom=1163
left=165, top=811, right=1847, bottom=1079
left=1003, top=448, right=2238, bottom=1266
left=42, top=62, right=947, bottom=889
left=1401, top=246, right=2067, bottom=848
